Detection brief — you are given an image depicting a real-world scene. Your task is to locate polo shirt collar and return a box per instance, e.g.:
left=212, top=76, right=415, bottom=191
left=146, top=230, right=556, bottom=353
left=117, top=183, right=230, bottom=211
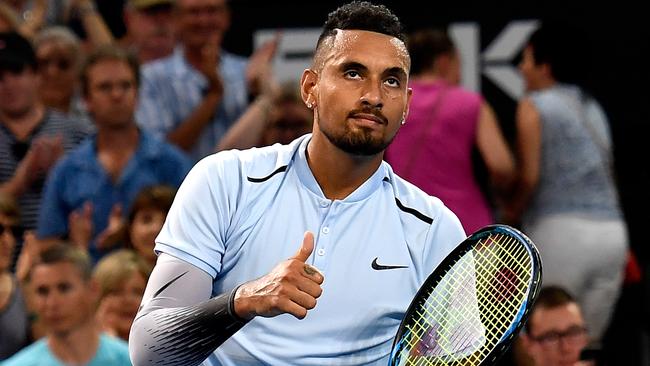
left=293, top=135, right=388, bottom=203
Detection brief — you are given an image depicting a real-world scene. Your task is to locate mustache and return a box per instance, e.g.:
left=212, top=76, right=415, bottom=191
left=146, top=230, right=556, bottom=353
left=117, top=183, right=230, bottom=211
left=347, top=108, right=388, bottom=125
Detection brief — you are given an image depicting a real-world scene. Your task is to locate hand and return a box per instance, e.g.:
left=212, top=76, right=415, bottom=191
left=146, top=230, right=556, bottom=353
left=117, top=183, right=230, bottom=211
left=33, top=135, right=64, bottom=174
left=96, top=204, right=125, bottom=251
left=246, top=33, right=280, bottom=97
left=200, top=34, right=224, bottom=96
left=96, top=295, right=121, bottom=338
left=234, top=231, right=324, bottom=320
left=68, top=202, right=94, bottom=250
left=15, top=231, right=39, bottom=283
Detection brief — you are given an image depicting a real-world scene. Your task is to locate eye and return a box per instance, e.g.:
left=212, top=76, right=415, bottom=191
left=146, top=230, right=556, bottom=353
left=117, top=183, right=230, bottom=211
left=344, top=70, right=361, bottom=79
left=385, top=77, right=401, bottom=88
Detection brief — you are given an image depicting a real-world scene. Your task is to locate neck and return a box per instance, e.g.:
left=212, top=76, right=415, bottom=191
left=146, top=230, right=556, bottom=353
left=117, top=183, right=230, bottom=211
left=96, top=123, right=139, bottom=152
left=48, top=319, right=101, bottom=365
left=184, top=46, right=205, bottom=70
left=306, top=133, right=383, bottom=200
left=43, top=98, right=71, bottom=114
left=0, top=103, right=45, bottom=140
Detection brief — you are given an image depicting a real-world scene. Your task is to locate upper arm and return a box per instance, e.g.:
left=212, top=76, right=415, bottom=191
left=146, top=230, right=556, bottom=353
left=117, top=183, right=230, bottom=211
left=475, top=101, right=516, bottom=189
left=140, top=253, right=214, bottom=310
left=515, top=98, right=542, bottom=188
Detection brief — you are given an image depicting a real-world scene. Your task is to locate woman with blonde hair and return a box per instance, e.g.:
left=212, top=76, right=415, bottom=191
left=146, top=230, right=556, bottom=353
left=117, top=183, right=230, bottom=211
left=93, top=249, right=152, bottom=341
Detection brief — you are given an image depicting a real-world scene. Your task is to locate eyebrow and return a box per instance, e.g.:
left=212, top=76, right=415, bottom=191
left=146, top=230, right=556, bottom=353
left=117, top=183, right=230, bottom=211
left=338, top=62, right=407, bottom=81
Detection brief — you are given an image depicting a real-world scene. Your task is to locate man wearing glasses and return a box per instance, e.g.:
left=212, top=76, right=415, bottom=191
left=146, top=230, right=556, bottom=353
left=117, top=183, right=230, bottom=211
left=521, top=286, right=592, bottom=366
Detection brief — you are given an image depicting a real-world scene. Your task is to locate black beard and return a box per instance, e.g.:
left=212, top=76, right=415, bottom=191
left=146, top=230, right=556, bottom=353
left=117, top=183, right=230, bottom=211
left=320, top=123, right=393, bottom=156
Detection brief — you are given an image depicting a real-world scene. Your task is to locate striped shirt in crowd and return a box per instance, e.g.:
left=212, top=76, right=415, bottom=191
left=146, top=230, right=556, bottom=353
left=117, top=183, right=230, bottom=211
left=0, top=109, right=91, bottom=230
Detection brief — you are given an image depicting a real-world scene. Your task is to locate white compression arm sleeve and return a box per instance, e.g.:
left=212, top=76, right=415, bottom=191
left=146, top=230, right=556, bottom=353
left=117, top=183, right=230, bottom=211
left=129, top=253, right=248, bottom=366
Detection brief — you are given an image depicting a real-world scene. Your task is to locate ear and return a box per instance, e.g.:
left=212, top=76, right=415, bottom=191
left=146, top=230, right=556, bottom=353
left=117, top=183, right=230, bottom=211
left=300, top=68, right=318, bottom=109
left=401, top=87, right=413, bottom=125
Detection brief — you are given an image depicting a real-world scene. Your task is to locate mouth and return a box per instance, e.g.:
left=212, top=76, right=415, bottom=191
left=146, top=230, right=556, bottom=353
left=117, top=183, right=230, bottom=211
left=349, top=113, right=387, bottom=126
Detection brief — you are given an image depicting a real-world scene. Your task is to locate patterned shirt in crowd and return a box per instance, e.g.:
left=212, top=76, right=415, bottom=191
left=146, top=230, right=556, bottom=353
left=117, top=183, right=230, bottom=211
left=36, top=130, right=192, bottom=262
left=136, top=47, right=249, bottom=162
left=0, top=109, right=90, bottom=230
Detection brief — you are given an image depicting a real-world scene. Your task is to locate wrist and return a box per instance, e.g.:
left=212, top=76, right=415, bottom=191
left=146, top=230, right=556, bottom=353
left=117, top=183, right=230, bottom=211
left=231, top=285, right=253, bottom=321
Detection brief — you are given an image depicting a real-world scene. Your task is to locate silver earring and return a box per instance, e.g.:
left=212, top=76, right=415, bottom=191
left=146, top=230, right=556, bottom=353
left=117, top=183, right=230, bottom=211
left=400, top=118, right=406, bottom=125
left=307, top=102, right=313, bottom=109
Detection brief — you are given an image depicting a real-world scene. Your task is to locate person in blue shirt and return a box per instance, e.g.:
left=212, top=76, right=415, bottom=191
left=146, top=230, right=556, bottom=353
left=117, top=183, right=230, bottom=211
left=36, top=45, right=191, bottom=262
left=129, top=2, right=466, bottom=365
left=2, top=244, right=132, bottom=366
left=135, top=0, right=278, bottom=161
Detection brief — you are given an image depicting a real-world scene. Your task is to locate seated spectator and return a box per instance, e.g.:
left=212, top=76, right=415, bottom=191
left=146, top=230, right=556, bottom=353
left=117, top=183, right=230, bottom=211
left=125, top=185, right=176, bottom=266
left=216, top=80, right=313, bottom=151
left=121, top=0, right=175, bottom=64
left=0, top=193, right=30, bottom=360
left=0, top=31, right=90, bottom=233
left=2, top=244, right=131, bottom=366
left=520, top=286, right=593, bottom=366
left=36, top=45, right=191, bottom=262
left=93, top=249, right=152, bottom=341
left=34, top=26, right=92, bottom=125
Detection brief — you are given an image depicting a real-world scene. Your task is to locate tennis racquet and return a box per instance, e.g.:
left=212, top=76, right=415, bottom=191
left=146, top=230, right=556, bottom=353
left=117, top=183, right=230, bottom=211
left=389, top=224, right=543, bottom=366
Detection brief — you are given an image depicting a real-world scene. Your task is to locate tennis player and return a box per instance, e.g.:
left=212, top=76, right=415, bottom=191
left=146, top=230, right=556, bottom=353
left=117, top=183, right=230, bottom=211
left=129, top=2, right=466, bottom=365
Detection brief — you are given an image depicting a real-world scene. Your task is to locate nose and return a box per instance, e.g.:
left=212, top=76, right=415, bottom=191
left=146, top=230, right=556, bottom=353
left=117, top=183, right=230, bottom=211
left=359, top=79, right=383, bottom=109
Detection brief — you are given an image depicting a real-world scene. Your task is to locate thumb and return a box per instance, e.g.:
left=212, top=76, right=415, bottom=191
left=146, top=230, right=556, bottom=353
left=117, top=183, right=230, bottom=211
left=292, top=231, right=314, bottom=262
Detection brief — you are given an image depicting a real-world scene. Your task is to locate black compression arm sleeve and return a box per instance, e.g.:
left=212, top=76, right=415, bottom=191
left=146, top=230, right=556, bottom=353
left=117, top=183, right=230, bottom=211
left=129, top=255, right=249, bottom=366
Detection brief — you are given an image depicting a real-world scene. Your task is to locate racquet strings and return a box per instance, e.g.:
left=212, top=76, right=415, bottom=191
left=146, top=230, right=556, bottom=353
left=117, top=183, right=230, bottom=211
left=395, top=233, right=532, bottom=366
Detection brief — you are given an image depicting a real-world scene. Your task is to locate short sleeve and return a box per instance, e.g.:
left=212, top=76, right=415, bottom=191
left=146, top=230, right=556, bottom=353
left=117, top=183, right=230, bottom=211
left=154, top=152, right=240, bottom=278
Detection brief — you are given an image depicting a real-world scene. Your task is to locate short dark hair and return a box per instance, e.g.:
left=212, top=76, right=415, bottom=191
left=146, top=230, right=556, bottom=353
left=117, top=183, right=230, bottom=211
left=314, top=1, right=405, bottom=68
left=526, top=22, right=589, bottom=86
left=128, top=184, right=176, bottom=224
left=525, top=285, right=577, bottom=333
left=81, top=44, right=140, bottom=96
left=30, top=244, right=93, bottom=282
left=0, top=31, right=37, bottom=73
left=407, top=28, right=455, bottom=76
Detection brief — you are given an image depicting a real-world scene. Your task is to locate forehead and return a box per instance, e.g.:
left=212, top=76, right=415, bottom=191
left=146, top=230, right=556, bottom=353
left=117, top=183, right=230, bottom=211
left=322, top=29, right=409, bottom=73
left=177, top=0, right=225, bottom=8
left=31, top=262, right=84, bottom=284
left=530, top=303, right=584, bottom=333
left=87, top=59, right=134, bottom=81
left=37, top=41, right=75, bottom=56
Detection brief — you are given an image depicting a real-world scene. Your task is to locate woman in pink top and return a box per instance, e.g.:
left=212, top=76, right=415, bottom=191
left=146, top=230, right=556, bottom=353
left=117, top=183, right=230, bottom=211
left=386, top=29, right=515, bottom=234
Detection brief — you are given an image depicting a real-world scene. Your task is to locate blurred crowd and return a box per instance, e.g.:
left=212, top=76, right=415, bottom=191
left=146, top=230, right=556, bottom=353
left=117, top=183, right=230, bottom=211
left=0, top=0, right=642, bottom=365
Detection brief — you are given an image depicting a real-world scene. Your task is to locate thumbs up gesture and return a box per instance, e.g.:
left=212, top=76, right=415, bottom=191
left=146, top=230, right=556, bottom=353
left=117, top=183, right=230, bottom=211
left=233, top=232, right=324, bottom=320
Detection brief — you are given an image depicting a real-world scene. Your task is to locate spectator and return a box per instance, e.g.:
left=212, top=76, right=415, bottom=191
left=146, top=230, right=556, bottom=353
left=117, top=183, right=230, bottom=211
left=93, top=249, right=152, bottom=341
left=135, top=0, right=278, bottom=161
left=125, top=185, right=176, bottom=266
left=0, top=31, right=90, bottom=232
left=2, top=244, right=131, bottom=366
left=216, top=80, right=312, bottom=151
left=0, top=193, right=30, bottom=361
left=34, top=26, right=92, bottom=125
left=385, top=28, right=515, bottom=234
left=121, top=0, right=176, bottom=64
left=505, top=23, right=627, bottom=345
left=520, top=286, right=592, bottom=366
left=36, top=45, right=191, bottom=262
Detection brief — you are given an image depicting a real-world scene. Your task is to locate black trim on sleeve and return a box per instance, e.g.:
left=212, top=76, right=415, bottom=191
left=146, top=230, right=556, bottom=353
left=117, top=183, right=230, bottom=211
left=247, top=165, right=288, bottom=183
left=395, top=198, right=434, bottom=225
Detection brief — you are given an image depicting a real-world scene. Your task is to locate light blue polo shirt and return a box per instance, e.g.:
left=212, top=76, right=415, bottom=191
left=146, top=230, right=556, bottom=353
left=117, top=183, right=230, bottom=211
left=155, top=134, right=466, bottom=365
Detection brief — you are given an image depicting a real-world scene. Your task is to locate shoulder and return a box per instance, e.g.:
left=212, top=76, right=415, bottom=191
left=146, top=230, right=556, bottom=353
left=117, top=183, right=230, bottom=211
left=385, top=164, right=462, bottom=228
left=95, top=334, right=131, bottom=364
left=1, top=339, right=49, bottom=366
left=197, top=136, right=304, bottom=184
